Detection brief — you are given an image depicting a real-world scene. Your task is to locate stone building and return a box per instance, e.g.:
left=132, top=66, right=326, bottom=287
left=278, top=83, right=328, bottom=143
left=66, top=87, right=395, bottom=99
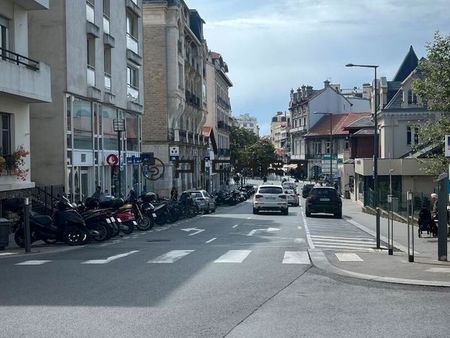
left=0, top=0, right=51, bottom=202
left=28, top=0, right=144, bottom=200
left=142, top=0, right=208, bottom=196
left=270, top=111, right=290, bottom=160
left=235, top=113, right=259, bottom=136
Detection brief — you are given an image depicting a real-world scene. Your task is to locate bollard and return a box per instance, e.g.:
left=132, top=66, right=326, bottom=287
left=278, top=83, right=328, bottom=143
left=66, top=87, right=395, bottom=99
left=437, top=173, right=448, bottom=261
left=376, top=207, right=381, bottom=249
left=387, top=194, right=393, bottom=255
left=407, top=191, right=414, bottom=262
left=23, top=197, right=31, bottom=253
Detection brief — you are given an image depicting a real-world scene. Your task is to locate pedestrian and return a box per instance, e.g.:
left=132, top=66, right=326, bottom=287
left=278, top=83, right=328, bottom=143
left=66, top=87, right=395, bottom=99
left=91, top=186, right=104, bottom=201
left=431, top=193, right=438, bottom=217
left=171, top=187, right=178, bottom=201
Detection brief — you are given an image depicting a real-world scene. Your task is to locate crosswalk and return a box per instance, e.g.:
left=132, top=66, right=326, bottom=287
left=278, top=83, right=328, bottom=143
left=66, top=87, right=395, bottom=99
left=12, top=249, right=312, bottom=267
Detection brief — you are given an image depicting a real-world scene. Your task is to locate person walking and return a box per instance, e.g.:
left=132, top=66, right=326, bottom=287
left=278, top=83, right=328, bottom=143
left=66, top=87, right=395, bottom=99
left=171, top=187, right=178, bottom=201
left=91, top=186, right=104, bottom=201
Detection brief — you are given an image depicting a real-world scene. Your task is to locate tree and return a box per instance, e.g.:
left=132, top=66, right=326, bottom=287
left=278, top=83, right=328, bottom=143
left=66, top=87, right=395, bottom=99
left=245, top=139, right=277, bottom=177
left=412, top=32, right=450, bottom=175
left=229, top=126, right=258, bottom=168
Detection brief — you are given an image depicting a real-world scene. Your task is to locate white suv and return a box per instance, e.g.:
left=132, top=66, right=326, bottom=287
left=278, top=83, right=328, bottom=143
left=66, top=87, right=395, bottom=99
left=253, top=184, right=289, bottom=215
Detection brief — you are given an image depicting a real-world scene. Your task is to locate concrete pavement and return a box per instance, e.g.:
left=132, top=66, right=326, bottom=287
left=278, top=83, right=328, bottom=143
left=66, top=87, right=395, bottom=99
left=305, top=198, right=450, bottom=287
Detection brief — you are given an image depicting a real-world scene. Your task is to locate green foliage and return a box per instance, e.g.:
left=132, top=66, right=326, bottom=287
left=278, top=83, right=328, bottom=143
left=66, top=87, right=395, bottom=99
left=412, top=32, right=450, bottom=176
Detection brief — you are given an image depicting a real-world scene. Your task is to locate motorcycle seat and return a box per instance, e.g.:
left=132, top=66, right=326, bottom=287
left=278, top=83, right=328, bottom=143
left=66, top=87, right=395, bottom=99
left=31, top=214, right=57, bottom=230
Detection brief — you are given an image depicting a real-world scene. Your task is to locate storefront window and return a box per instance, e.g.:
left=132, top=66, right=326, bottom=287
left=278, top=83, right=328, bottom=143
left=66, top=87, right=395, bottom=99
left=102, top=106, right=118, bottom=150
left=126, top=112, right=138, bottom=151
left=73, top=98, right=93, bottom=149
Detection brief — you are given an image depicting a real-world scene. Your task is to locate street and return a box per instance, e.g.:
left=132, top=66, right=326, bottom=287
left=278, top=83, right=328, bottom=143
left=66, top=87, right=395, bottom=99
left=1, top=198, right=450, bottom=337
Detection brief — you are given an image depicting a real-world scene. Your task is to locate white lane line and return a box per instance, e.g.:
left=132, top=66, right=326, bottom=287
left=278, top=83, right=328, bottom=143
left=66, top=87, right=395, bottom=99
left=147, top=250, right=194, bottom=264
left=335, top=253, right=364, bottom=262
left=0, top=252, right=17, bottom=256
left=316, top=244, right=374, bottom=252
left=346, top=218, right=418, bottom=254
left=214, top=250, right=251, bottom=263
left=426, top=268, right=450, bottom=273
left=82, top=250, right=139, bottom=264
left=232, top=224, right=239, bottom=229
left=282, top=251, right=310, bottom=264
left=206, top=238, right=217, bottom=244
left=16, top=260, right=51, bottom=266
left=301, top=212, right=315, bottom=249
left=311, top=238, right=376, bottom=245
left=311, top=235, right=375, bottom=241
left=297, top=226, right=302, bottom=230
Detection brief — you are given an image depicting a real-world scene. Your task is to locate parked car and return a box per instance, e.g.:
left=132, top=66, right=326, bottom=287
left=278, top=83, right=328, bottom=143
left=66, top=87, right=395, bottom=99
left=284, top=189, right=299, bottom=206
left=282, top=181, right=297, bottom=193
left=305, top=187, right=342, bottom=218
left=301, top=184, right=315, bottom=198
left=253, top=184, right=288, bottom=215
left=184, top=190, right=216, bottom=213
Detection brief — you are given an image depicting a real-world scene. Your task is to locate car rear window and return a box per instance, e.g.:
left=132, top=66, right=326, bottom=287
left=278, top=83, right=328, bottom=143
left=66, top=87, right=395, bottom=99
left=259, top=187, right=283, bottom=194
left=310, top=188, right=337, bottom=198
left=190, top=192, right=203, bottom=198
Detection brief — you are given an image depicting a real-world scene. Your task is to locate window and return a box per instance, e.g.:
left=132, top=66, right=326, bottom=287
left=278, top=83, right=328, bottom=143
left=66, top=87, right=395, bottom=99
left=0, top=16, right=9, bottom=59
left=103, top=0, right=110, bottom=17
left=104, top=47, right=111, bottom=90
left=407, top=126, right=419, bottom=145
left=407, top=90, right=417, bottom=104
left=127, top=65, right=139, bottom=99
left=126, top=12, right=138, bottom=38
left=72, top=98, right=93, bottom=149
left=0, top=113, right=11, bottom=156
left=102, top=106, right=118, bottom=150
left=325, top=142, right=331, bottom=154
left=313, top=142, right=322, bottom=154
left=178, top=63, right=184, bottom=89
left=87, top=38, right=95, bottom=68
left=126, top=113, right=139, bottom=151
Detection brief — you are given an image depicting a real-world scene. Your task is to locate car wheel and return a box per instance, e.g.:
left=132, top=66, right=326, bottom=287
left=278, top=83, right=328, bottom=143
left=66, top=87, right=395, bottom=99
left=282, top=209, right=289, bottom=216
left=253, top=208, right=258, bottom=215
left=305, top=209, right=311, bottom=217
left=335, top=211, right=342, bottom=219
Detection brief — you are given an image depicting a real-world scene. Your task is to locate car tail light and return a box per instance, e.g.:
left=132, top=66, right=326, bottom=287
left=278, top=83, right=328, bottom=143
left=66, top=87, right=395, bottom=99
left=255, top=194, right=263, bottom=199
left=279, top=195, right=286, bottom=199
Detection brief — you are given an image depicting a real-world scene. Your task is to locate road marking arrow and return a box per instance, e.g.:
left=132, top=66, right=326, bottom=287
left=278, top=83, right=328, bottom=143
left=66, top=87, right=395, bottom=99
left=247, top=227, right=280, bottom=236
left=181, top=228, right=205, bottom=236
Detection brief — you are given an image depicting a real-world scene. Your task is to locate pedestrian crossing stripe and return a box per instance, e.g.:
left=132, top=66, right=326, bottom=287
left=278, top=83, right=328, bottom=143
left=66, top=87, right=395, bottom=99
left=214, top=250, right=251, bottom=263
left=15, top=260, right=51, bottom=266
left=335, top=253, right=363, bottom=262
left=147, top=250, right=194, bottom=263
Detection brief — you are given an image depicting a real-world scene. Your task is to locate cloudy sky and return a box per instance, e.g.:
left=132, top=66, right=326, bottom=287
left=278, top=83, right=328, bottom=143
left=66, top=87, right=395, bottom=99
left=186, top=0, right=450, bottom=135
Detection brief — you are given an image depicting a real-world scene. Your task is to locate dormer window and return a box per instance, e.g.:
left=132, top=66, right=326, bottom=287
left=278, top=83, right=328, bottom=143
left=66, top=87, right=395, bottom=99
left=407, top=90, right=417, bottom=104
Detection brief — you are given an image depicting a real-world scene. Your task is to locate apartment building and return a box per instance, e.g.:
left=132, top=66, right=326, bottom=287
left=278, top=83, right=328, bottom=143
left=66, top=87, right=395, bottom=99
left=0, top=0, right=51, bottom=202
left=270, top=111, right=290, bottom=160
left=28, top=0, right=144, bottom=201
left=142, top=0, right=208, bottom=196
left=205, top=51, right=233, bottom=192
left=235, top=113, right=259, bottom=136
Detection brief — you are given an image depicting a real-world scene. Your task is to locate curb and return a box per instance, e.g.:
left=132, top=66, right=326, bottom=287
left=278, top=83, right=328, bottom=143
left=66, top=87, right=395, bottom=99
left=0, top=244, right=86, bottom=259
left=308, top=249, right=450, bottom=288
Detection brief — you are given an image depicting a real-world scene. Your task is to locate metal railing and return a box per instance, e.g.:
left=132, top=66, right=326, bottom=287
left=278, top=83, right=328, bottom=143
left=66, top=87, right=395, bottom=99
left=0, top=47, right=39, bottom=71
left=31, top=185, right=65, bottom=215
left=87, top=65, right=96, bottom=86
left=126, top=33, right=138, bottom=54
left=127, top=84, right=139, bottom=100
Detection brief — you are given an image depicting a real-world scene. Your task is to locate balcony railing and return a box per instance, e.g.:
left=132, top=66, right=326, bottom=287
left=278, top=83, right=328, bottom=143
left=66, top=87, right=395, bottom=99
left=127, top=84, right=139, bottom=100
left=185, top=90, right=201, bottom=109
left=86, top=2, right=95, bottom=24
left=126, top=33, right=138, bottom=54
left=103, top=16, right=110, bottom=34
left=217, top=121, right=230, bottom=131
left=104, top=72, right=111, bottom=91
left=0, top=47, right=40, bottom=71
left=87, top=65, right=96, bottom=86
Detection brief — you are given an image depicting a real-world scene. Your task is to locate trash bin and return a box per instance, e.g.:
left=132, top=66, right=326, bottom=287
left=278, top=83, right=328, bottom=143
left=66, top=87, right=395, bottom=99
left=0, top=217, right=11, bottom=250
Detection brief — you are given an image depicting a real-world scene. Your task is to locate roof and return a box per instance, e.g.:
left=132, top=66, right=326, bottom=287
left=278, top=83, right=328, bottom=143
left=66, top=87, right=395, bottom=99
left=345, top=115, right=373, bottom=129
left=202, top=126, right=217, bottom=152
left=305, top=112, right=371, bottom=137
left=392, top=46, right=418, bottom=82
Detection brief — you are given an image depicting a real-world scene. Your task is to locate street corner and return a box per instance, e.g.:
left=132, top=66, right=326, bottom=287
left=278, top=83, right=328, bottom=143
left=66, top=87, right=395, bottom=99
left=308, top=248, right=450, bottom=287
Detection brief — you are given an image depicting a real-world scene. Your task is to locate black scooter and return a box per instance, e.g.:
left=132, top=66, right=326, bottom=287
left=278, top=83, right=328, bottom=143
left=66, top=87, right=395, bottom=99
left=14, top=196, right=91, bottom=247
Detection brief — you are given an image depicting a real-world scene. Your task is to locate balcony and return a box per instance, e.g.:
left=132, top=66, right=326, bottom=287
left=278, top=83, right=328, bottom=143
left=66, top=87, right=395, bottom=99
left=126, top=34, right=142, bottom=65
left=217, top=120, right=230, bottom=131
left=0, top=48, right=51, bottom=103
left=14, top=0, right=49, bottom=10
left=103, top=16, right=110, bottom=34
left=289, top=126, right=307, bottom=134
left=185, top=90, right=201, bottom=109
left=217, top=96, right=231, bottom=110
left=127, top=84, right=139, bottom=100
left=126, top=0, right=141, bottom=17
left=86, top=21, right=100, bottom=38
left=87, top=65, right=96, bottom=87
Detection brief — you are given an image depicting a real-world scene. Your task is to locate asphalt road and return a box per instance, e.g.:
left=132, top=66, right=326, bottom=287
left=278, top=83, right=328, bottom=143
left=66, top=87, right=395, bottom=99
left=1, top=196, right=450, bottom=337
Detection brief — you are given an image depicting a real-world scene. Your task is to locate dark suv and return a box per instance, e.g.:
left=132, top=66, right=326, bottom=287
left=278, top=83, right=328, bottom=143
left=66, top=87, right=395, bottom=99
left=301, top=184, right=315, bottom=198
left=305, top=187, right=342, bottom=218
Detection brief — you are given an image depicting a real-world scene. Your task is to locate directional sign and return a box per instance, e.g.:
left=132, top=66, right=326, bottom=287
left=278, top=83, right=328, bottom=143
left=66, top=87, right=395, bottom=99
left=247, top=227, right=280, bottom=236
left=181, top=228, right=205, bottom=236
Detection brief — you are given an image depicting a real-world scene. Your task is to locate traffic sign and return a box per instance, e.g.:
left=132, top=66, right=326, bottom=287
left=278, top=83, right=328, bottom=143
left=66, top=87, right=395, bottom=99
left=170, top=146, right=179, bottom=157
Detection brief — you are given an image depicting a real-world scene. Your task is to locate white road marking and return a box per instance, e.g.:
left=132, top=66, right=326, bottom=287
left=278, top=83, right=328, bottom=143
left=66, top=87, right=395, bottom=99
left=206, top=238, right=217, bottom=244
left=0, top=252, right=17, bottom=256
left=301, top=212, right=315, bottom=249
left=282, top=251, right=310, bottom=264
left=16, top=260, right=51, bottom=266
left=316, top=244, right=374, bottom=252
left=147, top=250, right=194, bottom=263
left=247, top=227, right=280, bottom=236
left=232, top=224, right=239, bottom=229
left=311, top=235, right=375, bottom=242
left=214, top=250, right=251, bottom=263
left=426, top=268, right=450, bottom=273
left=297, top=226, right=302, bottom=230
left=312, top=239, right=376, bottom=247
left=82, top=250, right=139, bottom=264
left=335, top=253, right=364, bottom=262
left=181, top=228, right=205, bottom=236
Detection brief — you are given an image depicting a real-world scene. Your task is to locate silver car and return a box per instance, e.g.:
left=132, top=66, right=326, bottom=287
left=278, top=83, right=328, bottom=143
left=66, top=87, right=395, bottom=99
left=253, top=184, right=289, bottom=215
left=188, top=190, right=216, bottom=213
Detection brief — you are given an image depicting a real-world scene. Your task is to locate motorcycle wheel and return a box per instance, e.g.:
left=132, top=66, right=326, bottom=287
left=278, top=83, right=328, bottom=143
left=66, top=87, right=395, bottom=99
left=136, top=215, right=153, bottom=231
left=43, top=238, right=57, bottom=245
left=110, top=221, right=120, bottom=237
left=121, top=222, right=134, bottom=235
left=14, top=229, right=25, bottom=248
left=155, top=214, right=167, bottom=226
left=92, top=223, right=108, bottom=242
left=64, top=227, right=89, bottom=246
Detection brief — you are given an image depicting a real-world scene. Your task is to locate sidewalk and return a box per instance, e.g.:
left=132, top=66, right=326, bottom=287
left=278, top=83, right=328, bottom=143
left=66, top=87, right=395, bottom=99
left=309, top=199, right=450, bottom=287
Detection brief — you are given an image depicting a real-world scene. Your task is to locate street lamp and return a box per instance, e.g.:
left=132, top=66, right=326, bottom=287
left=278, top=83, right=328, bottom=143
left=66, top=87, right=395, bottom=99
left=113, top=118, right=126, bottom=197
left=314, top=112, right=333, bottom=182
left=345, top=63, right=380, bottom=249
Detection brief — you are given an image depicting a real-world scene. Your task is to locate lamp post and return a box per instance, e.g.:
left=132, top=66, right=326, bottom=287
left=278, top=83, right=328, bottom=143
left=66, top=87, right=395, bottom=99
left=113, top=118, right=126, bottom=197
left=314, top=112, right=333, bottom=182
left=345, top=63, right=380, bottom=249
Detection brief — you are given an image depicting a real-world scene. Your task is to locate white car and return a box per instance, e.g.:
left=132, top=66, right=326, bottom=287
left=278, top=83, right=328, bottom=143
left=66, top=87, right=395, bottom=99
left=282, top=181, right=297, bottom=193
left=253, top=184, right=289, bottom=215
left=284, top=189, right=299, bottom=206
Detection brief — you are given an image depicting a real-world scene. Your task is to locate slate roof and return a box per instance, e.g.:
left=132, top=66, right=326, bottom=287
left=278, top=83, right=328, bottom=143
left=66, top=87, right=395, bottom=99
left=305, top=112, right=371, bottom=137
left=392, top=46, right=418, bottom=82
left=345, top=115, right=374, bottom=129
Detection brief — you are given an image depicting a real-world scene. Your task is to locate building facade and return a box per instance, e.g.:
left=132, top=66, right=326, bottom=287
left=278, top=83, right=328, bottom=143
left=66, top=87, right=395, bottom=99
left=235, top=113, right=259, bottom=136
left=270, top=111, right=290, bottom=161
left=0, top=0, right=51, bottom=202
left=142, top=0, right=208, bottom=197
left=205, top=51, right=233, bottom=192
left=28, top=0, right=144, bottom=201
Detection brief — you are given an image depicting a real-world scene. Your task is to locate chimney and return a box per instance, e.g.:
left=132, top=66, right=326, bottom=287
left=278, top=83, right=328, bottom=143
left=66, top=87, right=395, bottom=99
left=324, top=80, right=330, bottom=88
left=301, top=85, right=307, bottom=98
left=306, top=85, right=313, bottom=97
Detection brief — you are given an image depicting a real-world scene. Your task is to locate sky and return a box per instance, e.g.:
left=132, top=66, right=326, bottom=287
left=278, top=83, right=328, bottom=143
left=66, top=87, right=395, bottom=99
left=186, top=0, right=450, bottom=136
